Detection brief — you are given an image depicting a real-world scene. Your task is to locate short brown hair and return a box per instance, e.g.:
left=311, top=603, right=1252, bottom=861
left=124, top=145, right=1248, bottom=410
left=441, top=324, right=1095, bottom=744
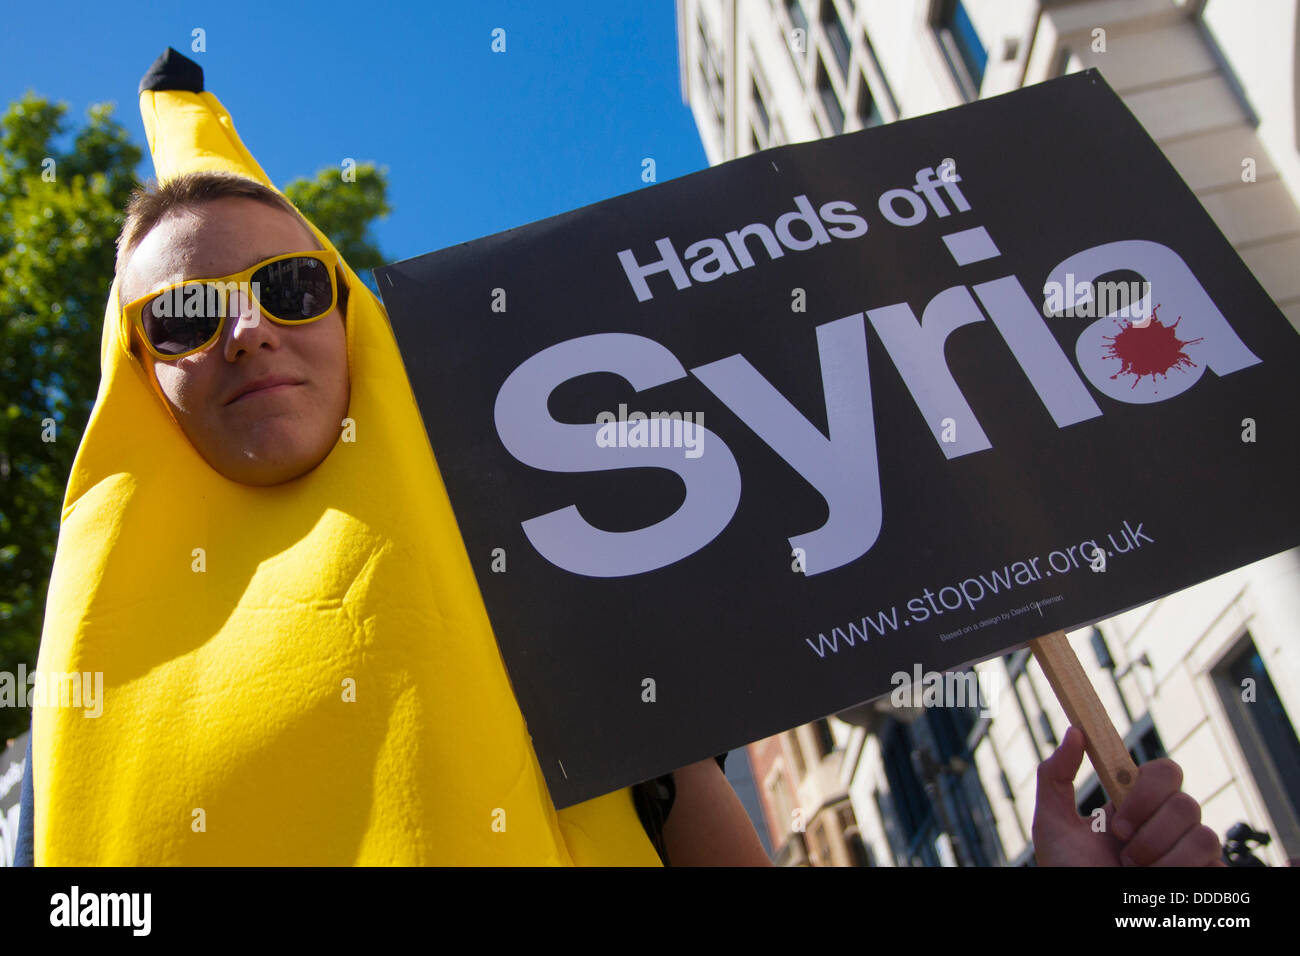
left=115, top=171, right=348, bottom=334
left=115, top=171, right=319, bottom=291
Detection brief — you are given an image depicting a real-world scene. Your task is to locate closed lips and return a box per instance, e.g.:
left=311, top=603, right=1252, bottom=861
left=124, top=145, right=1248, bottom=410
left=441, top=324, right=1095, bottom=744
left=225, top=376, right=302, bottom=405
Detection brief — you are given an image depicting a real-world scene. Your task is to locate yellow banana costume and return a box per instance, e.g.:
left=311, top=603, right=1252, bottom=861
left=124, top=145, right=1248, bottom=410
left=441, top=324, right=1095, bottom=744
left=31, top=48, right=662, bottom=865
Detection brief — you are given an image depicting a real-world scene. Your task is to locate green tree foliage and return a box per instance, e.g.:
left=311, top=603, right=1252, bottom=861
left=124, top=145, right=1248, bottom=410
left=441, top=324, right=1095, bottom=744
left=0, top=94, right=140, bottom=742
left=0, top=92, right=391, bottom=742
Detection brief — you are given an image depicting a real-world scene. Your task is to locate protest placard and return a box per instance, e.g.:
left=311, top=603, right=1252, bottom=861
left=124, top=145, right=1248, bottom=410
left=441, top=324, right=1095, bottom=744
left=377, top=70, right=1300, bottom=808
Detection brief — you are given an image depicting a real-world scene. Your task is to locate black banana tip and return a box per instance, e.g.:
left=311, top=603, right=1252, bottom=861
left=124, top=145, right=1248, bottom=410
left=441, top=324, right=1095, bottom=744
left=139, top=47, right=204, bottom=95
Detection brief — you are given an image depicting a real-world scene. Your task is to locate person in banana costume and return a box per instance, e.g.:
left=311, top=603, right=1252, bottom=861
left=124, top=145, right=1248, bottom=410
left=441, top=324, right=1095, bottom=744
left=17, top=47, right=771, bottom=866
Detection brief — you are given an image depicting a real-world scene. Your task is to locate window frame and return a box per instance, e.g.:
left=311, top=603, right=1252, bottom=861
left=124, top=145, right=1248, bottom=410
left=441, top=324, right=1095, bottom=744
left=931, top=0, right=987, bottom=101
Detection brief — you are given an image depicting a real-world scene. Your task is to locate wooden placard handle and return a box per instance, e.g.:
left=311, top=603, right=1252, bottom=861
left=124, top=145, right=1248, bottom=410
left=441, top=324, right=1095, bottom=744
left=1029, top=629, right=1138, bottom=807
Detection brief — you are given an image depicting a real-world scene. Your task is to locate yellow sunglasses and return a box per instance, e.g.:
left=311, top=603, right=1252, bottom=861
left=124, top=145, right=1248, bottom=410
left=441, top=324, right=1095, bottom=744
left=123, top=249, right=342, bottom=361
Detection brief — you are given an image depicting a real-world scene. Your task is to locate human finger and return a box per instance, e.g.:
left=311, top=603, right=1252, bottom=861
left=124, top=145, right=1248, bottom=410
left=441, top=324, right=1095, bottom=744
left=1113, top=757, right=1182, bottom=841
left=1145, top=824, right=1224, bottom=867
left=1120, top=791, right=1201, bottom=866
left=1035, top=726, right=1086, bottom=820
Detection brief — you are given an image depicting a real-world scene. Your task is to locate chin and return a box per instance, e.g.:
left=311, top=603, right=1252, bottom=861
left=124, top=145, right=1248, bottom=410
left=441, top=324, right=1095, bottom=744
left=206, top=419, right=341, bottom=485
left=238, top=465, right=311, bottom=487
left=217, top=444, right=331, bottom=487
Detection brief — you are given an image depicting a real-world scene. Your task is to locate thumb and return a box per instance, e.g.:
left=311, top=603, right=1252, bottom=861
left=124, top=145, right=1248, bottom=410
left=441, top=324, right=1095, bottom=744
left=1034, top=726, right=1086, bottom=834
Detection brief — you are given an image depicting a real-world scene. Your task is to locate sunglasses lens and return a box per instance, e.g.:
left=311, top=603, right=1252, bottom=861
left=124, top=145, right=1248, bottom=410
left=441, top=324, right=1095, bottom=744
left=142, top=284, right=226, bottom=356
left=251, top=256, right=333, bottom=320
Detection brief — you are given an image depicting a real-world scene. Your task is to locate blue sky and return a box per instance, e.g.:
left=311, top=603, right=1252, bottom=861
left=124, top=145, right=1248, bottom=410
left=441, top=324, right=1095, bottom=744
left=0, top=0, right=708, bottom=264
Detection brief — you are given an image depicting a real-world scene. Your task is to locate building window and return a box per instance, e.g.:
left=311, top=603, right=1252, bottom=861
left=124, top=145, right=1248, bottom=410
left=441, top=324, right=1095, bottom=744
left=856, top=70, right=882, bottom=128
left=810, top=821, right=831, bottom=865
left=1133, top=724, right=1168, bottom=763
left=926, top=692, right=977, bottom=760
left=781, top=0, right=810, bottom=73
left=769, top=767, right=795, bottom=835
left=785, top=0, right=809, bottom=38
left=880, top=718, right=940, bottom=865
left=814, top=717, right=836, bottom=757
left=1052, top=46, right=1073, bottom=76
left=1037, top=711, right=1058, bottom=749
left=935, top=0, right=987, bottom=100
left=873, top=787, right=903, bottom=861
left=1015, top=662, right=1057, bottom=753
left=1011, top=672, right=1046, bottom=750
left=697, top=19, right=726, bottom=134
left=787, top=730, right=807, bottom=778
left=848, top=832, right=874, bottom=866
left=1216, top=635, right=1300, bottom=854
left=858, top=29, right=898, bottom=119
left=816, top=57, right=845, bottom=134
left=751, top=78, right=770, bottom=139
left=750, top=44, right=775, bottom=140
left=820, top=0, right=852, bottom=78
left=912, top=707, right=1003, bottom=866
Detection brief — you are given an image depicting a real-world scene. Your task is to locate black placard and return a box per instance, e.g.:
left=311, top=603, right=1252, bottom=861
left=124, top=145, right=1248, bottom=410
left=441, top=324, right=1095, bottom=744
left=376, top=71, right=1300, bottom=809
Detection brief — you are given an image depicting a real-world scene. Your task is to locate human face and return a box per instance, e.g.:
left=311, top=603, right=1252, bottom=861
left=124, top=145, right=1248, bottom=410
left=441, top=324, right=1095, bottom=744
left=120, top=197, right=350, bottom=486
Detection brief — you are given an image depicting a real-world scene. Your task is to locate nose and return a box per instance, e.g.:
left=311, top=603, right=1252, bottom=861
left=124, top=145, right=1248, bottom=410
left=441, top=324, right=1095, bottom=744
left=223, top=287, right=281, bottom=360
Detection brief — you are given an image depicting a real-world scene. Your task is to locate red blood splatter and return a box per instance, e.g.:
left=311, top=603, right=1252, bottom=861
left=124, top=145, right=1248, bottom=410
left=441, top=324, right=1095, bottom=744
left=1102, top=303, right=1204, bottom=391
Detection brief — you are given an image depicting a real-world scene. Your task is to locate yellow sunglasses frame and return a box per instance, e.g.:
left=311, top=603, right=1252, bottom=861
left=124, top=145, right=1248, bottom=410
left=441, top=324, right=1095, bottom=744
left=123, top=249, right=342, bottom=361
